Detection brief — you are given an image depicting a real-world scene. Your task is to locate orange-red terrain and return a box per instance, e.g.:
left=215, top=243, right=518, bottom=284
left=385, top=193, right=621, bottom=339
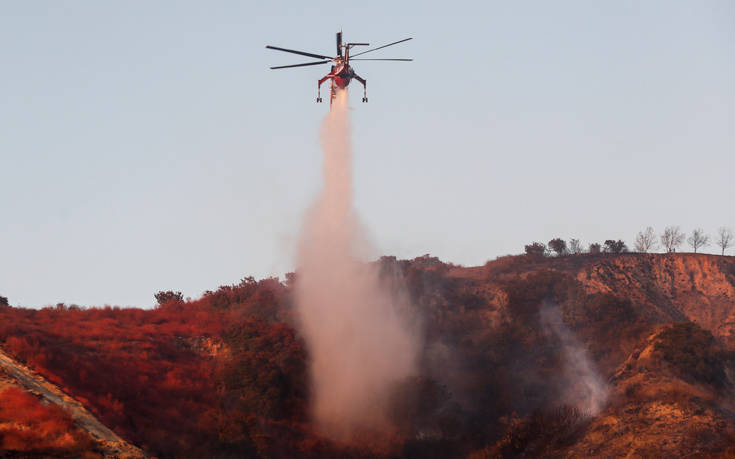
left=1, top=253, right=735, bottom=458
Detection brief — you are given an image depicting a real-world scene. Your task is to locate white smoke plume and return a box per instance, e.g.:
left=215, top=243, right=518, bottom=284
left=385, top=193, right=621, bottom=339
left=540, top=304, right=608, bottom=415
left=295, top=89, right=419, bottom=441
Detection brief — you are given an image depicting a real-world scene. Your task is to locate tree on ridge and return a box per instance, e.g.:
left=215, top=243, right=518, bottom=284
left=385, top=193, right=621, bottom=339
left=661, top=226, right=685, bottom=253
left=155, top=290, right=184, bottom=306
left=548, top=238, right=568, bottom=257
left=604, top=240, right=628, bottom=254
left=715, top=227, right=733, bottom=256
left=687, top=228, right=710, bottom=253
left=524, top=242, right=547, bottom=257
left=634, top=226, right=658, bottom=253
left=569, top=238, right=583, bottom=255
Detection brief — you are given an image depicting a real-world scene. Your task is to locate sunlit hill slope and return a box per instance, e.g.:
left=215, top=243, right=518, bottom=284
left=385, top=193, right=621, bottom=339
left=1, top=252, right=735, bottom=458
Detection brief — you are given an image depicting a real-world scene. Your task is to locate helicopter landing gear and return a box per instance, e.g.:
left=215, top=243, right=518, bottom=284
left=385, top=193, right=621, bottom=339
left=354, top=74, right=367, bottom=103
left=317, top=76, right=330, bottom=103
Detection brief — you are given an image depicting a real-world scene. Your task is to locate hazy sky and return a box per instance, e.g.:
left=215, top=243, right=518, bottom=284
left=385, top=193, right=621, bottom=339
left=1, top=1, right=733, bottom=308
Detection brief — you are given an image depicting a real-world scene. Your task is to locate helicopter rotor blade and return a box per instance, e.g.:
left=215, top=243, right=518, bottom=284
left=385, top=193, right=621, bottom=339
left=336, top=32, right=342, bottom=57
left=265, top=45, right=333, bottom=60
left=349, top=58, right=413, bottom=61
left=350, top=38, right=412, bottom=58
left=270, top=60, right=331, bottom=70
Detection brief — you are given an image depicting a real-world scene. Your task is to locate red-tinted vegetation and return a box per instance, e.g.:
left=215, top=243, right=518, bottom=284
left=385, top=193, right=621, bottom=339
left=0, top=386, right=94, bottom=456
left=1, top=253, right=734, bottom=457
left=0, top=278, right=322, bottom=458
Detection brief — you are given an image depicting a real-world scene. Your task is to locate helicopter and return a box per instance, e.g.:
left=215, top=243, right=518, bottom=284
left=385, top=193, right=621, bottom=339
left=266, top=32, right=412, bottom=106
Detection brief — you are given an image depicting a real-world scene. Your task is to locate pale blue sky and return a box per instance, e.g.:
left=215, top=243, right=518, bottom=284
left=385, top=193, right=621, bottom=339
left=1, top=1, right=733, bottom=307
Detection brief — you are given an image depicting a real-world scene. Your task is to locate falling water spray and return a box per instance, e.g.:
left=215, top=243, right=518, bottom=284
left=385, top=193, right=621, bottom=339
left=295, top=89, right=419, bottom=440
left=540, top=304, right=608, bottom=415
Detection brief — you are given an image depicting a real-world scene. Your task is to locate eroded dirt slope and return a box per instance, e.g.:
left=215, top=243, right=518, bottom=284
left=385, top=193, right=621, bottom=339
left=576, top=254, right=735, bottom=345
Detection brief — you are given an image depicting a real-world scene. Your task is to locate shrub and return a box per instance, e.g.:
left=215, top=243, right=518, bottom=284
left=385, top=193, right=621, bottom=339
left=524, top=242, right=547, bottom=257
left=504, top=270, right=575, bottom=317
left=548, top=239, right=568, bottom=257
left=603, top=240, right=628, bottom=254
left=154, top=290, right=183, bottom=306
left=654, top=322, right=729, bottom=388
left=0, top=387, right=93, bottom=454
left=489, top=406, right=590, bottom=457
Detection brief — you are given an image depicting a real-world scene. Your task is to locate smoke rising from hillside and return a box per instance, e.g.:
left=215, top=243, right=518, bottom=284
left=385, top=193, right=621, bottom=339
left=294, top=89, right=419, bottom=440
left=540, top=305, right=608, bottom=415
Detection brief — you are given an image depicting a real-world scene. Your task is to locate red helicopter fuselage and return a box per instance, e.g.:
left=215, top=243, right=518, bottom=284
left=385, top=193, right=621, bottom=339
left=330, top=63, right=354, bottom=89
left=318, top=52, right=367, bottom=105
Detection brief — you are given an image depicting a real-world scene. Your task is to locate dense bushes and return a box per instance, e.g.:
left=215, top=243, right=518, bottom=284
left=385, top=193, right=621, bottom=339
left=654, top=322, right=730, bottom=388
left=563, top=292, right=639, bottom=327
left=219, top=319, right=308, bottom=422
left=504, top=270, right=575, bottom=317
left=0, top=278, right=316, bottom=458
left=0, top=305, right=221, bottom=457
left=480, top=406, right=590, bottom=458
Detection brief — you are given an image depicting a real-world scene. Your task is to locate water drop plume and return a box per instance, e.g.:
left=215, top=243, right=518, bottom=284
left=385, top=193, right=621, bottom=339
left=540, top=304, right=608, bottom=415
left=295, top=89, right=419, bottom=441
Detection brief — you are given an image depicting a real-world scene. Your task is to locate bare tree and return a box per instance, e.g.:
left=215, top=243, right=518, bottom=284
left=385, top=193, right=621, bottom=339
left=661, top=226, right=685, bottom=253
left=715, top=227, right=733, bottom=256
left=687, top=228, right=710, bottom=253
left=569, top=238, right=583, bottom=255
left=634, top=227, right=658, bottom=253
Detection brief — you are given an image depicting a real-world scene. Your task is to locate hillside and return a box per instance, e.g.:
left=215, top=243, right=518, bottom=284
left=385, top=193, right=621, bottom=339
left=0, top=347, right=145, bottom=458
left=2, top=253, right=735, bottom=457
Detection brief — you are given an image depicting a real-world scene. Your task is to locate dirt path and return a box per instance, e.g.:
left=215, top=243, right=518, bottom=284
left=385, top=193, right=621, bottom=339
left=0, top=347, right=146, bottom=458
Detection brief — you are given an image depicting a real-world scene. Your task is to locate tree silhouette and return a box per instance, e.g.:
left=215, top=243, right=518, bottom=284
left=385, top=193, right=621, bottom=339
left=604, top=240, right=627, bottom=254
left=154, top=290, right=184, bottom=306
left=634, top=227, right=658, bottom=253
left=524, top=242, right=547, bottom=257
left=687, top=228, right=710, bottom=253
left=661, top=226, right=685, bottom=253
left=548, top=238, right=567, bottom=257
left=716, top=227, right=733, bottom=256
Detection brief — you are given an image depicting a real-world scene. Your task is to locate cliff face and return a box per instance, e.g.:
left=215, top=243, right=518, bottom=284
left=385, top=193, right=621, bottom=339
left=575, top=254, right=735, bottom=346
left=447, top=253, right=735, bottom=457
